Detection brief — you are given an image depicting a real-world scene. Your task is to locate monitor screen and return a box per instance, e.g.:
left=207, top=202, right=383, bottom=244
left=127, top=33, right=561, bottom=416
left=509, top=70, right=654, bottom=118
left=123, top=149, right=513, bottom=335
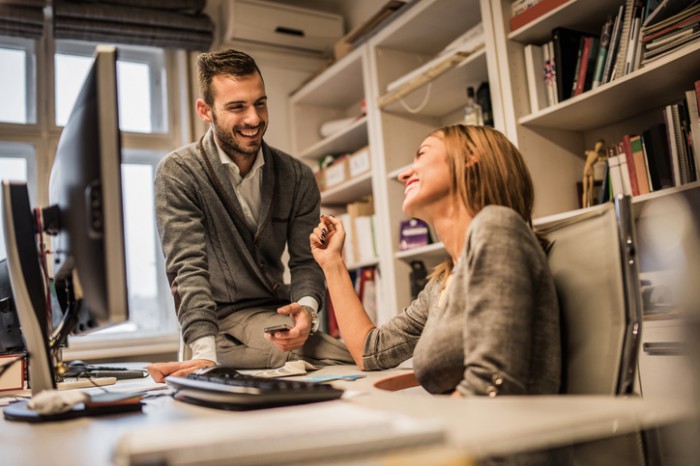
left=49, top=44, right=128, bottom=332
left=1, top=45, right=129, bottom=397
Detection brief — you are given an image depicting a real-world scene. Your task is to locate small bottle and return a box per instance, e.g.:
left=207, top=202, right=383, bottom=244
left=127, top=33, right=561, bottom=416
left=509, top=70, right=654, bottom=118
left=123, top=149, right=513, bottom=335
left=463, top=86, right=483, bottom=126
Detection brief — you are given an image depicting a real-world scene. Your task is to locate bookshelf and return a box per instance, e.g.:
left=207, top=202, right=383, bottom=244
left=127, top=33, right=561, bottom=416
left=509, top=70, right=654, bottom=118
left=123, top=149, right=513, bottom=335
left=367, top=0, right=501, bottom=316
left=492, top=0, right=700, bottom=411
left=290, top=0, right=699, bottom=327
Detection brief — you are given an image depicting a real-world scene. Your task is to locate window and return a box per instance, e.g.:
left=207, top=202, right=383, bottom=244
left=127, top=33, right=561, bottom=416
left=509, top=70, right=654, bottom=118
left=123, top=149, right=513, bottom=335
left=55, top=41, right=168, bottom=133
left=0, top=35, right=187, bottom=357
left=0, top=37, right=36, bottom=124
left=0, top=142, right=37, bottom=261
left=120, top=150, right=174, bottom=332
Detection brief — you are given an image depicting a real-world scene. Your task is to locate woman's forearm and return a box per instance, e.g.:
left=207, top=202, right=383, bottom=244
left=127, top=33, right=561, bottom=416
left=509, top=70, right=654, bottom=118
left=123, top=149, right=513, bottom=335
left=322, top=259, right=375, bottom=369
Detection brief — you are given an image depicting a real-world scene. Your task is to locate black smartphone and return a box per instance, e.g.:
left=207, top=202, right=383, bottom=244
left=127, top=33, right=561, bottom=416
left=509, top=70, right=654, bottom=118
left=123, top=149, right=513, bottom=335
left=264, top=324, right=291, bottom=335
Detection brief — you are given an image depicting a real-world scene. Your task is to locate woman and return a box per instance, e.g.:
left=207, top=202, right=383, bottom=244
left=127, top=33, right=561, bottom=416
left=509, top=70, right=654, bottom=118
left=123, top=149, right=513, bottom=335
left=310, top=125, right=561, bottom=397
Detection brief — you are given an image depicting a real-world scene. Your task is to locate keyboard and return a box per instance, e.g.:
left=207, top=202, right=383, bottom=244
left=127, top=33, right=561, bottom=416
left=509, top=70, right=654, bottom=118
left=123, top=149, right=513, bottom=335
left=165, top=365, right=344, bottom=410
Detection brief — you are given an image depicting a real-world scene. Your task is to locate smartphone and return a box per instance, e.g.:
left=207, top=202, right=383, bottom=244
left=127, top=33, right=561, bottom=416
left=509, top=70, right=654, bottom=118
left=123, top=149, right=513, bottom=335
left=264, top=324, right=291, bottom=335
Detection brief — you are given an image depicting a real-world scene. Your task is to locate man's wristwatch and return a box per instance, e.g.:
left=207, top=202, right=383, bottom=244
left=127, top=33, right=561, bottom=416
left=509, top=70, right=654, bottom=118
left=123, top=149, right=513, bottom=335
left=300, top=305, right=320, bottom=336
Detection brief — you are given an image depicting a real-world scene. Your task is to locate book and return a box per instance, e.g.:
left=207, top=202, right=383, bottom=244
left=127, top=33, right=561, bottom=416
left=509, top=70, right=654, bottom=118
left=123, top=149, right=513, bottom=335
left=357, top=267, right=377, bottom=324
left=543, top=40, right=558, bottom=106
left=524, top=43, right=548, bottom=113
left=621, top=134, right=640, bottom=195
left=643, top=0, right=698, bottom=28
left=325, top=291, right=340, bottom=338
left=338, top=212, right=356, bottom=266
left=685, top=89, right=700, bottom=180
left=644, top=0, right=669, bottom=27
left=570, top=36, right=586, bottom=97
left=642, top=123, right=674, bottom=190
left=346, top=197, right=374, bottom=264
left=576, top=37, right=599, bottom=95
left=624, top=6, right=644, bottom=75
left=551, top=27, right=587, bottom=102
left=630, top=134, right=651, bottom=194
left=663, top=105, right=682, bottom=185
left=614, top=0, right=639, bottom=80
left=510, top=0, right=569, bottom=32
left=476, top=82, right=494, bottom=127
left=355, top=215, right=377, bottom=263
left=676, top=100, right=697, bottom=183
left=608, top=154, right=627, bottom=196
left=592, top=15, right=615, bottom=88
left=602, top=5, right=625, bottom=84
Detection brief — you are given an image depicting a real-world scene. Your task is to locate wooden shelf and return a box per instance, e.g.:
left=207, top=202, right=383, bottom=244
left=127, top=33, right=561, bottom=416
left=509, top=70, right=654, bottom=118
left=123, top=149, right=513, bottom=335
left=300, top=116, right=368, bottom=161
left=320, top=171, right=372, bottom=206
left=388, top=163, right=411, bottom=181
left=377, top=50, right=487, bottom=118
left=395, top=242, right=447, bottom=262
left=347, top=257, right=380, bottom=272
left=519, top=42, right=700, bottom=132
left=374, top=0, right=482, bottom=54
left=291, top=47, right=365, bottom=108
left=508, top=0, right=620, bottom=44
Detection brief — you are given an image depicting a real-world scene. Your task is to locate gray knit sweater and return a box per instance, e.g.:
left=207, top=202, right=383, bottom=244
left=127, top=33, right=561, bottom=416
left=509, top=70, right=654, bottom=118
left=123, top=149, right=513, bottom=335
left=155, top=130, right=324, bottom=345
left=362, top=205, right=562, bottom=396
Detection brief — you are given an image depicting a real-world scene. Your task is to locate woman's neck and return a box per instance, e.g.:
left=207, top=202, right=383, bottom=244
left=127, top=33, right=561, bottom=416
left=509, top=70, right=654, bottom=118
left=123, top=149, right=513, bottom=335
left=432, top=201, right=472, bottom=263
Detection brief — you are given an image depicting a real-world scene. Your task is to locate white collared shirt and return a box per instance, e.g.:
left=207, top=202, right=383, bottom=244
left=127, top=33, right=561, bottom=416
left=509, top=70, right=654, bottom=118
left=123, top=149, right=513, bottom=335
left=215, top=142, right=265, bottom=232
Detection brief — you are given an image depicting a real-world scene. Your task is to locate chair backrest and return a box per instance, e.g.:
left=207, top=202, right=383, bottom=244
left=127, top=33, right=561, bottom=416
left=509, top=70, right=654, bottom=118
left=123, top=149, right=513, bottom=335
left=537, top=195, right=643, bottom=395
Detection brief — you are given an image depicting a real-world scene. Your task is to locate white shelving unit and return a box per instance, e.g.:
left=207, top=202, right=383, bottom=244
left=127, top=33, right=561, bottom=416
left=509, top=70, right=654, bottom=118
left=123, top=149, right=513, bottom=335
left=289, top=0, right=502, bottom=322
left=290, top=0, right=699, bottom=326
left=366, top=0, right=503, bottom=316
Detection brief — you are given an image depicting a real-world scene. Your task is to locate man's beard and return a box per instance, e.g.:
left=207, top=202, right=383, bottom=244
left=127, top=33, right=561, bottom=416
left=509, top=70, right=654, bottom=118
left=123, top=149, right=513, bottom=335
left=212, top=113, right=265, bottom=159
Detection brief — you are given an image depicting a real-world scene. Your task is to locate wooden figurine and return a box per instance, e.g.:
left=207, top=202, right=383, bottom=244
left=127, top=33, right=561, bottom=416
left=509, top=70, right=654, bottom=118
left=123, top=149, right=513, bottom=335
left=582, top=139, right=606, bottom=208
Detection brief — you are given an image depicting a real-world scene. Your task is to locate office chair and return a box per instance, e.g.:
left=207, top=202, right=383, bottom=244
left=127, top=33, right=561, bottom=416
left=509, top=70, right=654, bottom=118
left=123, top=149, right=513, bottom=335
left=538, top=194, right=643, bottom=395
left=538, top=194, right=646, bottom=465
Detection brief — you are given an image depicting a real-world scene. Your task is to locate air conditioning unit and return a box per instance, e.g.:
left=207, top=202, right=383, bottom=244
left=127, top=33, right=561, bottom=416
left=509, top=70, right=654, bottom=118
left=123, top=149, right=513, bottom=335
left=223, top=0, right=344, bottom=56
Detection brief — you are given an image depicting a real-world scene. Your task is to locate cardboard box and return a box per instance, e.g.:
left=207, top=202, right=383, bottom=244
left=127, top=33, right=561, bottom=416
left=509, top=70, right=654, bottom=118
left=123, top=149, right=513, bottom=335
left=0, top=354, right=25, bottom=392
left=348, top=146, right=371, bottom=178
left=323, top=156, right=349, bottom=189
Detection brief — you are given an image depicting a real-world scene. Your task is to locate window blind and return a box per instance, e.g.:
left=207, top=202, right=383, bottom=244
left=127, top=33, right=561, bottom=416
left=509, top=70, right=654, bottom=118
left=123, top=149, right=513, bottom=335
left=53, top=0, right=214, bottom=51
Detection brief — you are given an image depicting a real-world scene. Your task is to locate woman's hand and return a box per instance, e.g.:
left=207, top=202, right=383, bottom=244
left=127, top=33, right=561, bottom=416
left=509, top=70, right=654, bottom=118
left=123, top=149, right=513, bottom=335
left=310, top=215, right=346, bottom=269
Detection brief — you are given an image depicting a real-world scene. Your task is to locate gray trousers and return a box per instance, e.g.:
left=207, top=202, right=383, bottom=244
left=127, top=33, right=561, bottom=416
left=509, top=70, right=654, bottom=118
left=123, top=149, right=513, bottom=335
left=215, top=307, right=354, bottom=369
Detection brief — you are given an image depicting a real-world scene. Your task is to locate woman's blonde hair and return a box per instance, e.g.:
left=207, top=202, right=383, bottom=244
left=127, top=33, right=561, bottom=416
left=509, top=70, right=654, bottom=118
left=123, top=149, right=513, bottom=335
left=429, top=125, right=536, bottom=283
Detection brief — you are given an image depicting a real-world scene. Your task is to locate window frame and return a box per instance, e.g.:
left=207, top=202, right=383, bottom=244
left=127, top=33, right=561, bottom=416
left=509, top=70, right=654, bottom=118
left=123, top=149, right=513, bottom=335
left=0, top=36, right=37, bottom=125
left=0, top=31, right=193, bottom=359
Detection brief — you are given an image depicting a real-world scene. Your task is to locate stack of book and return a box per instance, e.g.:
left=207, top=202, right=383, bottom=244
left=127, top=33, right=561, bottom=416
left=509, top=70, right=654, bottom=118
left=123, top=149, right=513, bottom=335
left=323, top=266, right=381, bottom=336
left=337, top=196, right=378, bottom=267
left=521, top=0, right=700, bottom=113
left=603, top=80, right=700, bottom=201
left=640, top=2, right=700, bottom=66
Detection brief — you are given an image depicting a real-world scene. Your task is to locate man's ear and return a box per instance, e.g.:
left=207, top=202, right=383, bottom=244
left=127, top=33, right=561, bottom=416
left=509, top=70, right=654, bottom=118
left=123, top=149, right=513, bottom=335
left=195, top=98, right=213, bottom=124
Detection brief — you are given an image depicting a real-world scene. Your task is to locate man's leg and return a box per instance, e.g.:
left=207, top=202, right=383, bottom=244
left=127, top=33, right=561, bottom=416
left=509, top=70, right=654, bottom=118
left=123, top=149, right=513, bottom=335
left=216, top=307, right=292, bottom=368
left=290, top=332, right=354, bottom=366
left=216, top=307, right=354, bottom=368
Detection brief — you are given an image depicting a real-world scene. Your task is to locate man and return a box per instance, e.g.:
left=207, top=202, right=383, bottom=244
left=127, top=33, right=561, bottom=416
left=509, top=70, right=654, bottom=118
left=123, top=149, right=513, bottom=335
left=148, top=49, right=352, bottom=382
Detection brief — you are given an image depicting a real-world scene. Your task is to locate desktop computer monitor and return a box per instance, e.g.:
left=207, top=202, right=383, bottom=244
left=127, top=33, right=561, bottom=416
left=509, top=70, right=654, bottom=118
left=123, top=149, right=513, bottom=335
left=1, top=45, right=128, bottom=398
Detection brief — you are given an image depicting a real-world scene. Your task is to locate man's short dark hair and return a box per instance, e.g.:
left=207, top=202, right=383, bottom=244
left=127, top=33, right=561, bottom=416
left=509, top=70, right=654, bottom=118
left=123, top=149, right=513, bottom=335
left=197, top=49, right=262, bottom=105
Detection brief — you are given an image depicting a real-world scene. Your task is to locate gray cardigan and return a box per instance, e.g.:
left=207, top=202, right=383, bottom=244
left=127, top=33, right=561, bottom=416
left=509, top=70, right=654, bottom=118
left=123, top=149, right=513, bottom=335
left=362, top=205, right=561, bottom=396
left=155, top=130, right=325, bottom=345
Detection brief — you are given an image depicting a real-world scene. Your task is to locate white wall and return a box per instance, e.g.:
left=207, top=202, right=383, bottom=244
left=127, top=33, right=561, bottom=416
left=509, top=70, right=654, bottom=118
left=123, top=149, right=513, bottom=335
left=199, top=0, right=388, bottom=153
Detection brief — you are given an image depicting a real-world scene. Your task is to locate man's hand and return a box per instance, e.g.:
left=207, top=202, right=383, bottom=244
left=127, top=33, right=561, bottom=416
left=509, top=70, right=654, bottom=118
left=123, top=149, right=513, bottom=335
left=146, top=359, right=215, bottom=383
left=265, top=303, right=313, bottom=352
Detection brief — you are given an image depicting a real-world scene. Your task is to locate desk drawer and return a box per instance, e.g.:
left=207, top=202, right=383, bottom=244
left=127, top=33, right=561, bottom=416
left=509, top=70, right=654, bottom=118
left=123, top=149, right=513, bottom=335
left=638, top=320, right=693, bottom=400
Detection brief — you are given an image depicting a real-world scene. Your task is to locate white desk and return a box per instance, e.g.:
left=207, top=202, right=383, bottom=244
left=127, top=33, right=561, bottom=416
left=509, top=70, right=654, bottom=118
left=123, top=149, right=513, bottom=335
left=0, top=365, right=695, bottom=466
